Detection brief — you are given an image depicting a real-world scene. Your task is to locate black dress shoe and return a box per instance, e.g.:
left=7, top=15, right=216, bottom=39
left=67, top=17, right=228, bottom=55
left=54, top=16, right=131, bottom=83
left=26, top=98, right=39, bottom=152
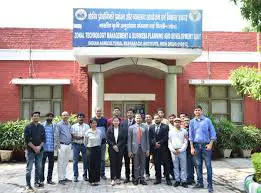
left=193, top=183, right=204, bottom=189
left=74, top=177, right=79, bottom=182
left=187, top=180, right=195, bottom=185
left=124, top=178, right=130, bottom=183
left=140, top=180, right=148, bottom=185
left=47, top=180, right=56, bottom=185
left=167, top=180, right=172, bottom=186
left=153, top=180, right=161, bottom=185
left=83, top=177, right=88, bottom=181
left=174, top=181, right=180, bottom=187
left=64, top=178, right=72, bottom=182
left=133, top=180, right=138, bottom=185
left=181, top=182, right=188, bottom=188
left=58, top=180, right=66, bottom=185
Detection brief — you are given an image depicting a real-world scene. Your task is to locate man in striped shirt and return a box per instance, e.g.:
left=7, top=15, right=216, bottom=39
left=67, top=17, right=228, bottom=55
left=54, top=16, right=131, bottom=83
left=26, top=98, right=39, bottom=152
left=40, top=112, right=56, bottom=185
left=71, top=113, right=90, bottom=182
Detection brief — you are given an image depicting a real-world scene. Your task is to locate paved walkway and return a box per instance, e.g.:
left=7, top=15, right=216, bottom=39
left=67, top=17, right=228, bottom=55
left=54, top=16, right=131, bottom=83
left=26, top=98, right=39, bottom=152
left=0, top=158, right=253, bottom=193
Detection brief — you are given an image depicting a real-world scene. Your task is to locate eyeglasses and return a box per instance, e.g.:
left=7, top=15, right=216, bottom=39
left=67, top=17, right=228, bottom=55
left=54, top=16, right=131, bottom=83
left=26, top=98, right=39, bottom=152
left=184, top=120, right=190, bottom=122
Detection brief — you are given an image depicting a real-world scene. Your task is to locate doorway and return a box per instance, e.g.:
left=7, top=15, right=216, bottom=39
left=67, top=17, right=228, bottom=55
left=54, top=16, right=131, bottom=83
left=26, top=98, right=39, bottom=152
left=111, top=101, right=147, bottom=119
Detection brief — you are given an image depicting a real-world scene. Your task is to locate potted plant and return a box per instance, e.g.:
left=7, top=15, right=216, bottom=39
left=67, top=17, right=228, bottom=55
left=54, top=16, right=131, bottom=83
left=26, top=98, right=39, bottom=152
left=0, top=120, right=29, bottom=162
left=215, top=119, right=236, bottom=158
left=236, top=126, right=261, bottom=158
left=244, top=153, right=261, bottom=192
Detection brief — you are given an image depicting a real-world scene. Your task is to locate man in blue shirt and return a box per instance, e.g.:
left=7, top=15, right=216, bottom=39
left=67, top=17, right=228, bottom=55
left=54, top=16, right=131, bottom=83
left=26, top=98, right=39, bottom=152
left=40, top=112, right=56, bottom=185
left=54, top=111, right=72, bottom=185
left=189, top=105, right=217, bottom=193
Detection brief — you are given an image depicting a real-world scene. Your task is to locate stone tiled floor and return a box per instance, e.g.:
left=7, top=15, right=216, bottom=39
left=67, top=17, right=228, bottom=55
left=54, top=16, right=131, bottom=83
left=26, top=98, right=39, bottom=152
left=0, top=158, right=253, bottom=193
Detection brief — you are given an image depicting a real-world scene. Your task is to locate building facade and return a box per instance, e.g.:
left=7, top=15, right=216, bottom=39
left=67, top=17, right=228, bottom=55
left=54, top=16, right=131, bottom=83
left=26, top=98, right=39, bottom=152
left=0, top=28, right=260, bottom=127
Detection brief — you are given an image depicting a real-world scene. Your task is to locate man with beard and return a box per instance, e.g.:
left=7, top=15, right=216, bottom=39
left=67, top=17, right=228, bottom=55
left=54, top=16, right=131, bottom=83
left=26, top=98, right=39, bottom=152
left=40, top=112, right=56, bottom=185
left=149, top=114, right=172, bottom=186
left=121, top=108, right=135, bottom=183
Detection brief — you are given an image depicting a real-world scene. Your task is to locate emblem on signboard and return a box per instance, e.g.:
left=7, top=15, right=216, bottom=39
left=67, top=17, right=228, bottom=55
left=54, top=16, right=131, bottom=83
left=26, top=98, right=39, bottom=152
left=75, top=9, right=87, bottom=21
left=189, top=10, right=201, bottom=22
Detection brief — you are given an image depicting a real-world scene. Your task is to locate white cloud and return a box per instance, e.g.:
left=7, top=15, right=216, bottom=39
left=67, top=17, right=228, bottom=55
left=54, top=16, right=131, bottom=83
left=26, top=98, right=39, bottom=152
left=0, top=0, right=248, bottom=31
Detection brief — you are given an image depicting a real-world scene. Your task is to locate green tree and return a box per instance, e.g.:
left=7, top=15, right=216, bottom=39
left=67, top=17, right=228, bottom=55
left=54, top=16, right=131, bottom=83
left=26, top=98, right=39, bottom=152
left=229, top=67, right=261, bottom=100
left=233, top=0, right=261, bottom=32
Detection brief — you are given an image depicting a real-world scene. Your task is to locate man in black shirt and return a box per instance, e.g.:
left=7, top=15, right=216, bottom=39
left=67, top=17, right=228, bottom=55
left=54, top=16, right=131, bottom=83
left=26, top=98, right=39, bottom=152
left=24, top=111, right=45, bottom=192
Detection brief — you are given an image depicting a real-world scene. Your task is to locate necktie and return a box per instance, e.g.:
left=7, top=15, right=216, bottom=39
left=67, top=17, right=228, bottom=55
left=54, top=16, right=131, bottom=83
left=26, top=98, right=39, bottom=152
left=156, top=125, right=160, bottom=134
left=138, top=127, right=141, bottom=144
left=128, top=120, right=132, bottom=126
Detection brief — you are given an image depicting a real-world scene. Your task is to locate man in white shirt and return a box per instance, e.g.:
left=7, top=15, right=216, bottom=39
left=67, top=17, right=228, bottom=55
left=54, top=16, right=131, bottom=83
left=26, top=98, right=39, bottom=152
left=71, top=113, right=90, bottom=182
left=168, top=117, right=188, bottom=188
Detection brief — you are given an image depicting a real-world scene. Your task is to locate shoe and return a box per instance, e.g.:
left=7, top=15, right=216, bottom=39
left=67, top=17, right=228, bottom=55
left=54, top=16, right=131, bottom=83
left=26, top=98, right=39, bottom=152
left=90, top=182, right=96, bottom=186
left=64, top=178, right=72, bottom=182
left=140, top=180, right=148, bottom=185
left=124, top=178, right=130, bottom=183
left=166, top=180, right=172, bottom=186
left=25, top=185, right=34, bottom=192
left=94, top=182, right=99, bottom=186
left=174, top=181, right=180, bottom=187
left=83, top=177, right=88, bottom=181
left=133, top=180, right=138, bottom=185
left=208, top=186, right=214, bottom=192
left=116, top=179, right=121, bottom=185
left=101, top=175, right=107, bottom=180
left=58, top=180, right=66, bottom=185
left=187, top=180, right=195, bottom=185
left=74, top=177, right=79, bottom=182
left=34, top=182, right=44, bottom=188
left=208, top=190, right=214, bottom=193
left=153, top=180, right=161, bottom=185
left=181, top=182, right=188, bottom=188
left=111, top=180, right=115, bottom=186
left=193, top=183, right=204, bottom=189
left=145, top=175, right=150, bottom=181
left=47, top=180, right=56, bottom=185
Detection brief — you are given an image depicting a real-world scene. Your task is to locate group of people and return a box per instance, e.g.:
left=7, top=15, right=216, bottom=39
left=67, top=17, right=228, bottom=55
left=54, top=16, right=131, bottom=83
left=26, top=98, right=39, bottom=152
left=24, top=105, right=216, bottom=193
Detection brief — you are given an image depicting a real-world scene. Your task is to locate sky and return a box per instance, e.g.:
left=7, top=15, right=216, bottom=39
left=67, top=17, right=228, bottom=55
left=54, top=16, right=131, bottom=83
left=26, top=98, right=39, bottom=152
left=0, top=0, right=249, bottom=31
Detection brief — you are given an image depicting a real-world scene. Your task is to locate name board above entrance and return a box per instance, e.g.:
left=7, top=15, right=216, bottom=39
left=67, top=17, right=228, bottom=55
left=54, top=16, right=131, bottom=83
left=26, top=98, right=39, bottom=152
left=73, top=8, right=202, bottom=49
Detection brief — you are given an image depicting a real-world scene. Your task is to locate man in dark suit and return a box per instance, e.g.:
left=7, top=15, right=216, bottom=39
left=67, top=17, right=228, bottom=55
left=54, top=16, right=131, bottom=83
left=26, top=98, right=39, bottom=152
left=107, top=116, right=127, bottom=185
left=121, top=108, right=135, bottom=183
left=149, top=113, right=172, bottom=186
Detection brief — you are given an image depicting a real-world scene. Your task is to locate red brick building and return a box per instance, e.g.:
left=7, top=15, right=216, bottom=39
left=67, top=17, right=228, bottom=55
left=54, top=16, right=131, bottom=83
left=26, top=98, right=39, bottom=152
left=0, top=28, right=260, bottom=127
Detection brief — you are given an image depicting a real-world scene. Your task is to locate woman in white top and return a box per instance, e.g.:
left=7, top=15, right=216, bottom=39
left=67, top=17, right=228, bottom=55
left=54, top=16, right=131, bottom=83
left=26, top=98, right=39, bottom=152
left=84, top=119, right=102, bottom=186
left=107, top=117, right=127, bottom=186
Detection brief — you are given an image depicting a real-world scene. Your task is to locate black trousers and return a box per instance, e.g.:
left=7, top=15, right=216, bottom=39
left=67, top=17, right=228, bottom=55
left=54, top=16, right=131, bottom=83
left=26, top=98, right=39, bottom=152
left=154, top=148, right=171, bottom=181
left=87, top=146, right=101, bottom=183
left=40, top=151, right=54, bottom=182
left=109, top=148, right=123, bottom=180
left=145, top=155, right=150, bottom=176
left=123, top=147, right=134, bottom=179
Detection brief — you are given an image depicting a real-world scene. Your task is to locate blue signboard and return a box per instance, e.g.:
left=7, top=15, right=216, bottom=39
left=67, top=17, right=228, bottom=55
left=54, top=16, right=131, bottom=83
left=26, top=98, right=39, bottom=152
left=73, top=8, right=202, bottom=48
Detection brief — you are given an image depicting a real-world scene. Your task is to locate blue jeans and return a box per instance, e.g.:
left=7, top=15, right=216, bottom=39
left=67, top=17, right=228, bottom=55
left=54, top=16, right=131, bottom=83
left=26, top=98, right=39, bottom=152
left=187, top=150, right=195, bottom=182
left=26, top=150, right=43, bottom=186
left=173, top=151, right=187, bottom=182
left=100, top=143, right=106, bottom=177
left=73, top=143, right=88, bottom=178
left=194, top=143, right=213, bottom=191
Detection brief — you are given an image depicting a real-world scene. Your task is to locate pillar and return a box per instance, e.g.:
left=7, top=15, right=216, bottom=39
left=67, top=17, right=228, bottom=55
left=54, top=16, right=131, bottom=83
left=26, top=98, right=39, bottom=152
left=92, top=72, right=104, bottom=117
left=165, top=73, right=177, bottom=117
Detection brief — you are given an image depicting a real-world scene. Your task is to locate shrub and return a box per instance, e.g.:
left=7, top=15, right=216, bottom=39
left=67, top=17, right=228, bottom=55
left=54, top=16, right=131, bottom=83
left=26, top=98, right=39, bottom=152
left=215, top=119, right=237, bottom=149
left=0, top=120, right=30, bottom=150
left=251, top=153, right=261, bottom=183
left=234, top=125, right=261, bottom=150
